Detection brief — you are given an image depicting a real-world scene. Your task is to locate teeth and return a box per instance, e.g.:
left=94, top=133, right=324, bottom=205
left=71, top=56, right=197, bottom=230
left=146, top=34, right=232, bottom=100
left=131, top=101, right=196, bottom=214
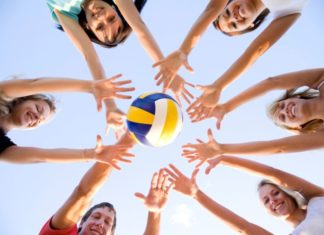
left=292, top=106, right=296, bottom=116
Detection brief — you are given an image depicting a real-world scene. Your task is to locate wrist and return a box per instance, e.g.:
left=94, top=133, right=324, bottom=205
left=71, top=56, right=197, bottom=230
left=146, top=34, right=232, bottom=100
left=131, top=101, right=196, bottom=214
left=83, top=148, right=94, bottom=161
left=177, top=49, right=188, bottom=61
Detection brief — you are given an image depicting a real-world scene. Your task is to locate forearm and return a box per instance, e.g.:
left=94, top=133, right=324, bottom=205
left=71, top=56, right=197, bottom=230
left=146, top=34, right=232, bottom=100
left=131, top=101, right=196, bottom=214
left=84, top=50, right=107, bottom=81
left=220, top=132, right=324, bottom=156
left=179, top=0, right=227, bottom=55
left=194, top=190, right=271, bottom=234
left=225, top=78, right=274, bottom=113
left=0, top=78, right=92, bottom=99
left=0, top=146, right=94, bottom=164
left=143, top=212, right=161, bottom=235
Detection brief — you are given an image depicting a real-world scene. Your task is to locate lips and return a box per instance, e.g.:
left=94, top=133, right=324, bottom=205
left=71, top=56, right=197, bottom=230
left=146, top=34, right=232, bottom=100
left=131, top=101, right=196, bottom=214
left=286, top=103, right=296, bottom=119
left=233, top=5, right=244, bottom=21
left=26, top=111, right=38, bottom=127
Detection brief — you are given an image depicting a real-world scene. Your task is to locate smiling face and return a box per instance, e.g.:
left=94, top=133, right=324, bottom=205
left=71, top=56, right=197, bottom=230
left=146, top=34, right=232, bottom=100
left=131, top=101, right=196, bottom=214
left=217, top=0, right=258, bottom=33
left=84, top=0, right=123, bottom=44
left=272, top=97, right=309, bottom=130
left=11, top=99, right=52, bottom=129
left=259, top=184, right=298, bottom=218
left=79, top=207, right=115, bottom=235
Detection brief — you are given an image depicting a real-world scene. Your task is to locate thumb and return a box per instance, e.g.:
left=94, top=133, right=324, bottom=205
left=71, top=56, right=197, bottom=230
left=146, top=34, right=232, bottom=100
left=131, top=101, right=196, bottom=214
left=195, top=84, right=205, bottom=91
left=134, top=192, right=146, bottom=201
left=184, top=60, right=194, bottom=73
left=96, top=97, right=102, bottom=112
left=95, top=135, right=103, bottom=151
left=216, top=118, right=222, bottom=130
left=205, top=165, right=212, bottom=175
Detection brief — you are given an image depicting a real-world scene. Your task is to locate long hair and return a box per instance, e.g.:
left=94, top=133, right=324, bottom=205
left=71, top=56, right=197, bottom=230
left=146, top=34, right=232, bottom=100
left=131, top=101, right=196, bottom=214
left=0, top=94, right=56, bottom=118
left=258, top=179, right=307, bottom=210
left=213, top=0, right=270, bottom=36
left=78, top=0, right=148, bottom=48
left=267, top=88, right=323, bottom=134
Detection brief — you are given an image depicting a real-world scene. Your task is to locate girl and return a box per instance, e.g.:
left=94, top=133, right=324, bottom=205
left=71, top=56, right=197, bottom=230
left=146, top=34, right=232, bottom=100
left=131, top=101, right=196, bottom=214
left=47, top=0, right=193, bottom=122
left=153, top=0, right=308, bottom=113
left=165, top=156, right=324, bottom=234
left=0, top=75, right=134, bottom=166
left=182, top=68, right=324, bottom=165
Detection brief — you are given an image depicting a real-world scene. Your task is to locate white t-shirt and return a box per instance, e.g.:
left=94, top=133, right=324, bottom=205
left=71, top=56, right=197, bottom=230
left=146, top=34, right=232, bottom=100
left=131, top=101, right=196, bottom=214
left=262, top=0, right=309, bottom=19
left=292, top=197, right=324, bottom=235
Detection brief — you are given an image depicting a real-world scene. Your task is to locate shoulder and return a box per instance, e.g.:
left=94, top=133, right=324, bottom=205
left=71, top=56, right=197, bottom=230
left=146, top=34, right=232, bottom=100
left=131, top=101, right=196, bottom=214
left=39, top=217, right=78, bottom=235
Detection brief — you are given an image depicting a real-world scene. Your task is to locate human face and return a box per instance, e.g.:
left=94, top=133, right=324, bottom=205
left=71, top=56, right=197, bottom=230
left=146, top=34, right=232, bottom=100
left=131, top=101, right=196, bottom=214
left=11, top=99, right=52, bottom=129
left=79, top=207, right=115, bottom=235
left=217, top=0, right=258, bottom=33
left=84, top=0, right=123, bottom=43
left=273, top=98, right=309, bottom=129
left=259, top=184, right=297, bottom=218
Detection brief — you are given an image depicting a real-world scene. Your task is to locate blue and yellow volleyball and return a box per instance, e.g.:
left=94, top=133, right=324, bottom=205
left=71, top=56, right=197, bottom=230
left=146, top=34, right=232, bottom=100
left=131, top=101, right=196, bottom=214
left=126, top=92, right=183, bottom=147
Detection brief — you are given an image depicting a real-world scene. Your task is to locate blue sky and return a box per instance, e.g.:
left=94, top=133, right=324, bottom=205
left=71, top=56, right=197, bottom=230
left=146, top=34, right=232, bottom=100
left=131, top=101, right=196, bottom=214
left=1, top=0, right=324, bottom=234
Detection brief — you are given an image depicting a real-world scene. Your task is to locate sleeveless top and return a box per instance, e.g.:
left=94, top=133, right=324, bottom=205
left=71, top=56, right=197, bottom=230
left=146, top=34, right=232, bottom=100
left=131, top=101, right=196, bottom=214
left=262, top=0, right=309, bottom=19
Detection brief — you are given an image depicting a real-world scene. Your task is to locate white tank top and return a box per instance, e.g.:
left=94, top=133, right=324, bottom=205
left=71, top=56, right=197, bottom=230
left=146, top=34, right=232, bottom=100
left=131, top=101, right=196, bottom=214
left=262, top=0, right=309, bottom=19
left=292, top=197, right=324, bottom=235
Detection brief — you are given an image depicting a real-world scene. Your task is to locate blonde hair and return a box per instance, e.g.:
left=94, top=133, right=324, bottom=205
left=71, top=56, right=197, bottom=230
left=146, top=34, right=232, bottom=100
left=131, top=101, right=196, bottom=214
left=0, top=94, right=56, bottom=118
left=267, top=88, right=323, bottom=134
left=258, top=179, right=308, bottom=210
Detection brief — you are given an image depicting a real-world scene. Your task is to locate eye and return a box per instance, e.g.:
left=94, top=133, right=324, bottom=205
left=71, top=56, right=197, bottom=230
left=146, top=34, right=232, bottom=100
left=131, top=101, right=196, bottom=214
left=96, top=23, right=104, bottom=31
left=279, top=114, right=285, bottom=122
left=108, top=16, right=116, bottom=23
left=226, top=9, right=230, bottom=17
left=264, top=198, right=269, bottom=205
left=274, top=191, right=279, bottom=196
left=232, top=22, right=237, bottom=29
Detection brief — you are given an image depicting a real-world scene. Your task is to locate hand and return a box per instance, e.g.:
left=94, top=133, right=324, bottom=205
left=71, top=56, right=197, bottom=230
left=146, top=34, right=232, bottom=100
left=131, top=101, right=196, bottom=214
left=93, top=135, right=135, bottom=170
left=182, top=128, right=222, bottom=168
left=105, top=107, right=127, bottom=139
left=135, top=169, right=173, bottom=213
left=167, top=75, right=194, bottom=106
left=205, top=156, right=224, bottom=175
left=92, top=74, right=135, bottom=112
left=153, top=50, right=194, bottom=90
left=186, top=83, right=222, bottom=122
left=163, top=164, right=199, bottom=198
left=189, top=104, right=227, bottom=129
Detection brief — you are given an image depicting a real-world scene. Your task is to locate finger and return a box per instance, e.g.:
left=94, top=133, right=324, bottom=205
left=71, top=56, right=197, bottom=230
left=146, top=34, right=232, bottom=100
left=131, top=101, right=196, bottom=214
left=114, top=86, right=135, bottom=92
left=96, top=97, right=102, bottom=112
left=163, top=167, right=178, bottom=179
left=196, top=139, right=204, bottom=144
left=117, top=158, right=132, bottom=163
left=192, top=168, right=200, bottom=180
left=96, top=135, right=103, bottom=149
left=165, top=181, right=175, bottom=194
left=183, top=87, right=194, bottom=99
left=186, top=98, right=201, bottom=112
left=205, top=165, right=212, bottom=175
left=184, top=81, right=195, bottom=88
left=113, top=94, right=132, bottom=99
left=112, top=80, right=132, bottom=86
left=108, top=74, right=123, bottom=81
left=168, top=164, right=183, bottom=177
left=181, top=93, right=191, bottom=105
left=109, top=162, right=121, bottom=170
left=184, top=61, right=194, bottom=73
left=216, top=119, right=222, bottom=130
left=157, top=169, right=164, bottom=189
left=207, top=128, right=214, bottom=141
left=105, top=125, right=111, bottom=136
left=134, top=192, right=146, bottom=201
left=195, top=84, right=205, bottom=91
left=161, top=174, right=169, bottom=190
left=152, top=60, right=163, bottom=68
left=175, top=94, right=182, bottom=107
left=151, top=172, right=159, bottom=189
left=195, top=159, right=205, bottom=168
left=155, top=72, right=163, bottom=83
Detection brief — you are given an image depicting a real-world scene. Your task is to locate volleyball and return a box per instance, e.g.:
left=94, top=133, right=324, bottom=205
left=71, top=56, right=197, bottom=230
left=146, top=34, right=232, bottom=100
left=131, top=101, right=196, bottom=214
left=126, top=92, right=183, bottom=147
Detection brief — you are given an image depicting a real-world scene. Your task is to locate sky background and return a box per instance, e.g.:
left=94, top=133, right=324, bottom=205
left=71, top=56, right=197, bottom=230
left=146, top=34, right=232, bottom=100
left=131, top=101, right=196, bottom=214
left=0, top=0, right=324, bottom=234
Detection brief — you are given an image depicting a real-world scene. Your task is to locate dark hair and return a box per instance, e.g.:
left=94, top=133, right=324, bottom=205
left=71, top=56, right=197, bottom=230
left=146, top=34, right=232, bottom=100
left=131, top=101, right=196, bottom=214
left=78, top=202, right=117, bottom=234
left=267, top=88, right=323, bottom=134
left=77, top=0, right=148, bottom=48
left=213, top=0, right=270, bottom=36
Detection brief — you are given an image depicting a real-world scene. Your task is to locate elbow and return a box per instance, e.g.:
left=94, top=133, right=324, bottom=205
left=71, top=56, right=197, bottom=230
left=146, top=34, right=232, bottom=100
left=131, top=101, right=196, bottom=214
left=247, top=42, right=270, bottom=61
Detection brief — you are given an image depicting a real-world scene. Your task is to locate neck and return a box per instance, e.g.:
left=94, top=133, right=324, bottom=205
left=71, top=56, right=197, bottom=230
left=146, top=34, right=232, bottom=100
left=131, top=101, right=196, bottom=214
left=0, top=115, right=15, bottom=133
left=285, top=208, right=306, bottom=227
left=251, top=0, right=267, bottom=12
left=305, top=98, right=324, bottom=121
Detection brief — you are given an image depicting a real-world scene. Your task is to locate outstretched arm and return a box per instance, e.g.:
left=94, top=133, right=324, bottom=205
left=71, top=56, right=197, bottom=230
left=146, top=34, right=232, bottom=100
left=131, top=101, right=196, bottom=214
left=207, top=156, right=324, bottom=201
left=51, top=162, right=113, bottom=229
left=0, top=135, right=134, bottom=168
left=135, top=170, right=173, bottom=235
left=54, top=9, right=125, bottom=132
left=153, top=0, right=227, bottom=84
left=187, top=13, right=301, bottom=116
left=182, top=129, right=324, bottom=166
left=223, top=68, right=324, bottom=114
left=164, top=164, right=272, bottom=235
